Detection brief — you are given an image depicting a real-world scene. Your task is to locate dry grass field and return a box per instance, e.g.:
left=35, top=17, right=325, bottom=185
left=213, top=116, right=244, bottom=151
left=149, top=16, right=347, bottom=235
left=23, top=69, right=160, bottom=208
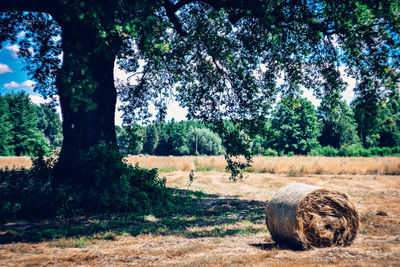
left=1, top=156, right=400, bottom=266
left=125, top=155, right=400, bottom=175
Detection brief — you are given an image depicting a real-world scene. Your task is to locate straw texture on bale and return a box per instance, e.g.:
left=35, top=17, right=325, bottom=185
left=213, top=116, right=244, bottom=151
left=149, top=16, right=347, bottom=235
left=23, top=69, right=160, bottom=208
left=265, top=183, right=359, bottom=249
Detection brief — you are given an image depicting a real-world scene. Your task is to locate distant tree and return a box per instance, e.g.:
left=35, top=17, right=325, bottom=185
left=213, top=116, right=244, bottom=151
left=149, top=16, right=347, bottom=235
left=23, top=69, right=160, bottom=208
left=0, top=96, right=12, bottom=155
left=116, top=124, right=143, bottom=155
left=142, top=124, right=159, bottom=155
left=187, top=127, right=225, bottom=155
left=379, top=116, right=399, bottom=147
left=271, top=96, right=320, bottom=155
left=318, top=93, right=360, bottom=148
left=351, top=92, right=381, bottom=147
left=166, top=121, right=190, bottom=155
left=36, top=103, right=63, bottom=148
left=244, top=118, right=273, bottom=156
left=155, top=120, right=189, bottom=156
left=115, top=125, right=124, bottom=147
left=5, top=92, right=50, bottom=155
left=379, top=92, right=400, bottom=147
left=251, top=134, right=268, bottom=156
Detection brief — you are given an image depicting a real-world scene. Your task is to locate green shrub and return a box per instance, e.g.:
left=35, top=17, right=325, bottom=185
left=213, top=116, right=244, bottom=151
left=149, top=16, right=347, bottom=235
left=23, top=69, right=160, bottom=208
left=338, top=144, right=363, bottom=157
left=59, top=143, right=177, bottom=216
left=370, top=147, right=379, bottom=155
left=0, top=143, right=179, bottom=222
left=369, top=146, right=396, bottom=156
left=0, top=155, right=58, bottom=221
left=359, top=148, right=372, bottom=157
left=309, top=146, right=339, bottom=157
left=336, top=145, right=397, bottom=157
left=264, top=148, right=278, bottom=157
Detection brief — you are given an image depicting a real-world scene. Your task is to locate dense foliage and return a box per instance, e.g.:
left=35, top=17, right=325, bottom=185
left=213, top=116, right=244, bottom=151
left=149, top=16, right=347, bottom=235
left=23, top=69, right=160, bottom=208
left=117, top=120, right=225, bottom=156
left=269, top=96, right=320, bottom=155
left=318, top=95, right=360, bottom=149
left=0, top=143, right=179, bottom=222
left=115, top=92, right=400, bottom=157
left=0, top=92, right=62, bottom=156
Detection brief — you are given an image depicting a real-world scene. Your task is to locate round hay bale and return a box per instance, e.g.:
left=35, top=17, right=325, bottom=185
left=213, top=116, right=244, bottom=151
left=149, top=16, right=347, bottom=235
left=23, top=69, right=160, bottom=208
left=265, top=183, right=359, bottom=249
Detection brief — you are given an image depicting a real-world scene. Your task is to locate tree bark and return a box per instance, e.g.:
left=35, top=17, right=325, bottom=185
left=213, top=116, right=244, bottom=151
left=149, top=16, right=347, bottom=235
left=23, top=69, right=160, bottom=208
left=55, top=22, right=121, bottom=181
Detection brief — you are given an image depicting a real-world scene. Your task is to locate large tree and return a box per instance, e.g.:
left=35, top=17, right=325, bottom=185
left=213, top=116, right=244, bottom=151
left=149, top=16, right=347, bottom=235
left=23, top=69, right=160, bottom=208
left=1, top=1, right=399, bottom=181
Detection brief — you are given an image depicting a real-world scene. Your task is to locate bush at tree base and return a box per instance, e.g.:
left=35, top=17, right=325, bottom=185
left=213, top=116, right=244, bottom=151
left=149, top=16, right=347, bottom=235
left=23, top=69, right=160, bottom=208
left=0, top=143, right=180, bottom=222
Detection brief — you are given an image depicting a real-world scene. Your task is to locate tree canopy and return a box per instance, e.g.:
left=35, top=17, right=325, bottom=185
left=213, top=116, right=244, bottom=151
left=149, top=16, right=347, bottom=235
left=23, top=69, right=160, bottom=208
left=1, top=0, right=399, bottom=180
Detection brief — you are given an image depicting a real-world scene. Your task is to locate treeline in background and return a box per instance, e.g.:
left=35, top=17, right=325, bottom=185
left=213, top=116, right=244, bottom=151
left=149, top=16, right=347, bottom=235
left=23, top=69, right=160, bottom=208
left=117, top=92, right=400, bottom=157
left=1, top=91, right=400, bottom=157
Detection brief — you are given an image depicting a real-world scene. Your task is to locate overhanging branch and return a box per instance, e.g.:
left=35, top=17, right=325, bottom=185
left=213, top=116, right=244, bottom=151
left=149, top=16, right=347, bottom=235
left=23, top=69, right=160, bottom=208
left=0, top=0, right=56, bottom=13
left=164, top=0, right=188, bottom=36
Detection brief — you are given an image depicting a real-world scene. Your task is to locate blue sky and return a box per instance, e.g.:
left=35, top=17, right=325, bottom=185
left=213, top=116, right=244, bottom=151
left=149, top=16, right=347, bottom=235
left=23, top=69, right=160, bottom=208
left=0, top=43, right=36, bottom=95
left=1, top=41, right=356, bottom=126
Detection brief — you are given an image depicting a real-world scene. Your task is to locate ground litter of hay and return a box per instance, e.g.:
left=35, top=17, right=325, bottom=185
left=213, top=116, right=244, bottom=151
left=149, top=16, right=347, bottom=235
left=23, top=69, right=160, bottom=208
left=1, top=158, right=400, bottom=266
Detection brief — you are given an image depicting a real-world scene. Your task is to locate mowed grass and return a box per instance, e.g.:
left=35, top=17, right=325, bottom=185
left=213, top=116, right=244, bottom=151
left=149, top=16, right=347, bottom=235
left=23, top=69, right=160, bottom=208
left=1, top=156, right=400, bottom=266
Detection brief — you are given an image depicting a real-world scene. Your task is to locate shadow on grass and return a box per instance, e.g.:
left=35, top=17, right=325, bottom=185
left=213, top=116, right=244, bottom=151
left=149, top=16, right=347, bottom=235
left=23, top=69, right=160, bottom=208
left=0, top=188, right=268, bottom=244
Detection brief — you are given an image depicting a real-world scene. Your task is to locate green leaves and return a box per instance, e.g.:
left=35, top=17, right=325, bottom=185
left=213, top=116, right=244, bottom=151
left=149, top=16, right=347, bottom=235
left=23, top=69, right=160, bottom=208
left=271, top=96, right=320, bottom=155
left=318, top=96, right=360, bottom=148
left=0, top=93, right=52, bottom=156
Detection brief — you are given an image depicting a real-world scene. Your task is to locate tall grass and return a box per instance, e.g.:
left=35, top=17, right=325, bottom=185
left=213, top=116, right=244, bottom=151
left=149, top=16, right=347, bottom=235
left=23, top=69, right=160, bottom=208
left=0, top=156, right=32, bottom=169
left=125, top=155, right=400, bottom=175
left=2, top=155, right=400, bottom=175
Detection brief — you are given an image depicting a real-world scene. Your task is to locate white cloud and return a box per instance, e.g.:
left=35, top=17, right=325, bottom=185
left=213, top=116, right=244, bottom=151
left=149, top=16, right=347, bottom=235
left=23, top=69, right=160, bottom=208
left=113, top=59, right=145, bottom=85
left=114, top=65, right=131, bottom=84
left=0, top=63, right=13, bottom=74
left=5, top=44, right=20, bottom=59
left=21, top=80, right=36, bottom=87
left=3, top=80, right=36, bottom=89
left=3, top=81, right=19, bottom=88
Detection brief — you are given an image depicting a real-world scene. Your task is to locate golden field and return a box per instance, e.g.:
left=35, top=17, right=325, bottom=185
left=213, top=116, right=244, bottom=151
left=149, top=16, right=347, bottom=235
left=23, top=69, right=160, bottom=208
left=125, top=155, right=400, bottom=175
left=1, top=156, right=400, bottom=266
left=2, top=155, right=400, bottom=175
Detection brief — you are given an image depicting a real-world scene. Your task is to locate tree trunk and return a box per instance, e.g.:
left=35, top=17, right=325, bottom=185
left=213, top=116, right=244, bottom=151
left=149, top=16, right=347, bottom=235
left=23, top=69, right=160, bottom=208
left=55, top=23, right=121, bottom=182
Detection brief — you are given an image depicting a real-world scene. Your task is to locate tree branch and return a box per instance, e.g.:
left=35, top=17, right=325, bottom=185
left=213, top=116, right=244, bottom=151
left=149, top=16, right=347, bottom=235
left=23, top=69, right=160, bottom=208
left=168, top=0, right=267, bottom=25
left=163, top=0, right=188, bottom=36
left=0, top=0, right=56, bottom=13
